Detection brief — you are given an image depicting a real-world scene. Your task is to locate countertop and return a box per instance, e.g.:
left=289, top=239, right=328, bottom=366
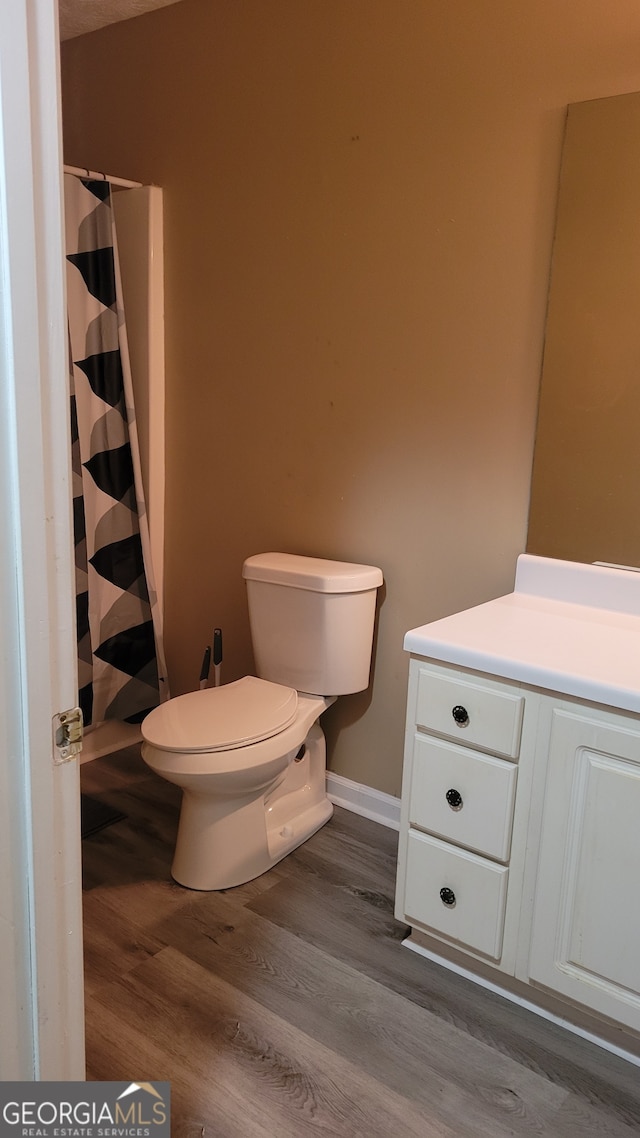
left=404, top=555, right=640, bottom=714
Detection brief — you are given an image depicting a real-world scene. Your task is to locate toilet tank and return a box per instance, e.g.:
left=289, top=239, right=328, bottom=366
left=242, top=553, right=383, bottom=696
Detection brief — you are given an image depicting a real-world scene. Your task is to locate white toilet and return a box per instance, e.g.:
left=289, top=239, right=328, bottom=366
left=140, top=552, right=383, bottom=890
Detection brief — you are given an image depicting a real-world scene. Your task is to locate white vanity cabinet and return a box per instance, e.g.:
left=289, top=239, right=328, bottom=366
left=396, top=553, right=640, bottom=1055
left=528, top=701, right=640, bottom=1032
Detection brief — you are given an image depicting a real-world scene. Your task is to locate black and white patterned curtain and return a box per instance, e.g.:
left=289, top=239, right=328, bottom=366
left=65, top=174, right=168, bottom=726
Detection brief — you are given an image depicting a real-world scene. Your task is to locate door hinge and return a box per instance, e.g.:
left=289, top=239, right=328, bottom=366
left=53, top=706, right=84, bottom=764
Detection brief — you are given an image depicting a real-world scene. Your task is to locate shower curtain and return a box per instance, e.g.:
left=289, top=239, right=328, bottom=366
left=65, top=174, right=167, bottom=727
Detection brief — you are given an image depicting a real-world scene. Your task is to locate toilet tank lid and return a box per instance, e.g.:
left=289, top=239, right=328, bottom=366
left=243, top=553, right=383, bottom=593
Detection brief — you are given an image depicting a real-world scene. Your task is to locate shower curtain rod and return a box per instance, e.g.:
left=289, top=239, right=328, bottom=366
left=63, top=163, right=143, bottom=190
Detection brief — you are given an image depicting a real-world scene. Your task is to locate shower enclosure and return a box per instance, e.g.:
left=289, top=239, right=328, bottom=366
left=65, top=168, right=166, bottom=761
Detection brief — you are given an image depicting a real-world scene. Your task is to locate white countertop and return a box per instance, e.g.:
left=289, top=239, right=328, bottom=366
left=404, top=555, right=640, bottom=714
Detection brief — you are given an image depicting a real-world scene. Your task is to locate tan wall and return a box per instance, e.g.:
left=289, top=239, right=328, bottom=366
left=60, top=0, right=640, bottom=796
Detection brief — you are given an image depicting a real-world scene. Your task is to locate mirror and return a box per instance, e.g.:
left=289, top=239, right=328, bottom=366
left=527, top=90, right=640, bottom=568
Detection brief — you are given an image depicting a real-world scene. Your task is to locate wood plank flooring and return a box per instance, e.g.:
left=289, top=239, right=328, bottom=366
left=81, top=747, right=640, bottom=1137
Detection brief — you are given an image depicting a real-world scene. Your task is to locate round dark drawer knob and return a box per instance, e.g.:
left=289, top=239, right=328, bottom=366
left=446, top=788, right=463, bottom=810
left=440, top=887, right=456, bottom=907
left=452, top=704, right=470, bottom=727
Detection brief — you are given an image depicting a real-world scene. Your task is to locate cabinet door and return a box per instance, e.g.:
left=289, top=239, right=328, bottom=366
left=529, top=707, right=640, bottom=1031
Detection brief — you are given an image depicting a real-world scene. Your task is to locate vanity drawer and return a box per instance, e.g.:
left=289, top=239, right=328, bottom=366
left=415, top=666, right=524, bottom=759
left=409, top=735, right=517, bottom=862
left=404, top=829, right=508, bottom=960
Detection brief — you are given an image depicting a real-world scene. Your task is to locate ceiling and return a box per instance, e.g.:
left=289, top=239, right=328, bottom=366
left=59, top=0, right=184, bottom=40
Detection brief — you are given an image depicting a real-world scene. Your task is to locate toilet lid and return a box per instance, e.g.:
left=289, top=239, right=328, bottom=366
left=141, top=676, right=298, bottom=753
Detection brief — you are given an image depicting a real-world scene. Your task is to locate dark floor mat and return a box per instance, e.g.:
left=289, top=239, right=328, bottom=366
left=81, top=794, right=126, bottom=839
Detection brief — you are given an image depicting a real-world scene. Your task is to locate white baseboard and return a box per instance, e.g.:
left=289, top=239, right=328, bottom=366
left=80, top=720, right=142, bottom=763
left=326, top=771, right=400, bottom=831
left=403, top=935, right=640, bottom=1068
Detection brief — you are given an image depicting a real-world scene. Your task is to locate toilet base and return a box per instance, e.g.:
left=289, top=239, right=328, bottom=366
left=170, top=722, right=332, bottom=891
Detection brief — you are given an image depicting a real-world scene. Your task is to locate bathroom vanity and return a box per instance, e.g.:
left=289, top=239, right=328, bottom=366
left=395, top=555, right=640, bottom=1059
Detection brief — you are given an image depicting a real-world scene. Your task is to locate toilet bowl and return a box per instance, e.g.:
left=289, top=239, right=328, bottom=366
left=141, top=552, right=383, bottom=891
left=142, top=678, right=334, bottom=889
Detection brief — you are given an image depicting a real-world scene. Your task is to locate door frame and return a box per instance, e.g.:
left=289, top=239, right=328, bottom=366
left=0, top=0, right=85, bottom=1078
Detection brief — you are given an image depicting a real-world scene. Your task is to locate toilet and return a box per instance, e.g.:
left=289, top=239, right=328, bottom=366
left=141, top=552, right=383, bottom=890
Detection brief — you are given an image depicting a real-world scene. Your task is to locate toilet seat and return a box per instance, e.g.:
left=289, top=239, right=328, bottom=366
left=141, top=676, right=298, bottom=753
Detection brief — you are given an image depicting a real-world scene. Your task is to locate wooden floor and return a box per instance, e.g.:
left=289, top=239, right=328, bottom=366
left=81, top=747, right=640, bottom=1138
